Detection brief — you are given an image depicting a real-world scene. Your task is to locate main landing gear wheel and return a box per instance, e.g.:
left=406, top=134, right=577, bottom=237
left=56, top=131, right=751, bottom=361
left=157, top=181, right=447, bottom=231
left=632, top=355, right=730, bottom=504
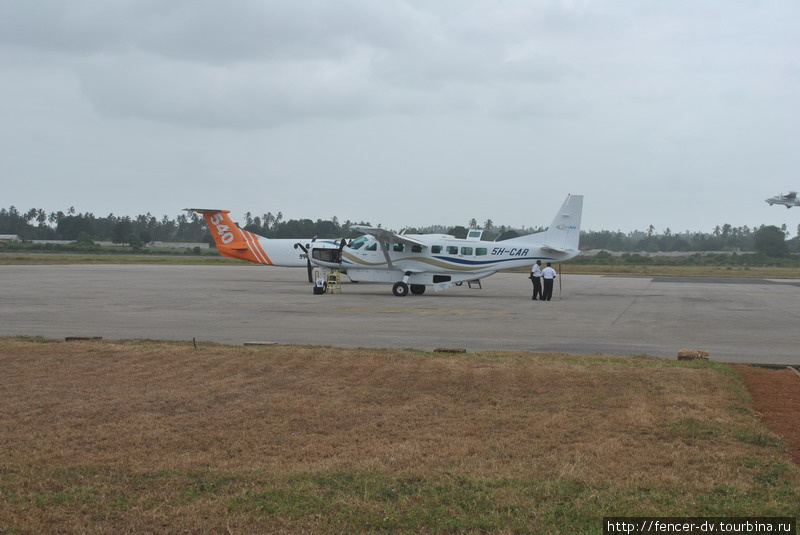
left=392, top=282, right=409, bottom=296
left=410, top=284, right=426, bottom=295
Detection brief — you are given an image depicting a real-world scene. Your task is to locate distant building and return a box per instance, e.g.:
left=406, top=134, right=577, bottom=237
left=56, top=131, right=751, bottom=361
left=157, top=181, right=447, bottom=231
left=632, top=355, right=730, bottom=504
left=29, top=240, right=73, bottom=245
left=0, top=234, right=21, bottom=243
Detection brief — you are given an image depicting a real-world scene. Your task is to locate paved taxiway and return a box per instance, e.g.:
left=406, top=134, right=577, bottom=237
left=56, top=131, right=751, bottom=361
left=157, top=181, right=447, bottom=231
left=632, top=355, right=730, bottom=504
left=1, top=264, right=798, bottom=364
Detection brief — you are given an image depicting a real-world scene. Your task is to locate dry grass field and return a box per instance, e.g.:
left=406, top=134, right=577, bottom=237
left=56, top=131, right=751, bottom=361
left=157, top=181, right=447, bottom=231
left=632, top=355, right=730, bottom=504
left=1, top=337, right=798, bottom=534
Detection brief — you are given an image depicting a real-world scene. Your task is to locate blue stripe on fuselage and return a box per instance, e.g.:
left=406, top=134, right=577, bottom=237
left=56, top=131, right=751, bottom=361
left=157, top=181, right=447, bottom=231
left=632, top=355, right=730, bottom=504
left=433, top=256, right=555, bottom=266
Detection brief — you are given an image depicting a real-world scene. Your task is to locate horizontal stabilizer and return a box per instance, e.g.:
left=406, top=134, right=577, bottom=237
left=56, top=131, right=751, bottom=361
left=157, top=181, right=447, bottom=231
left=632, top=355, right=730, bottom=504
left=184, top=208, right=230, bottom=214
left=541, top=245, right=571, bottom=254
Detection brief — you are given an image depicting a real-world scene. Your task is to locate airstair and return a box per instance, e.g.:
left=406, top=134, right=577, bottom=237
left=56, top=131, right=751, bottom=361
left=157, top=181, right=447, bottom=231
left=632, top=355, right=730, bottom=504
left=325, top=270, right=342, bottom=294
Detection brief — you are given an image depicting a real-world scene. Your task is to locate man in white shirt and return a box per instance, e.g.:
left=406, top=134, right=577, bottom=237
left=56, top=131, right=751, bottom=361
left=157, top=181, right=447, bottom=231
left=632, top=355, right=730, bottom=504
left=541, top=262, right=557, bottom=301
left=529, top=260, right=543, bottom=300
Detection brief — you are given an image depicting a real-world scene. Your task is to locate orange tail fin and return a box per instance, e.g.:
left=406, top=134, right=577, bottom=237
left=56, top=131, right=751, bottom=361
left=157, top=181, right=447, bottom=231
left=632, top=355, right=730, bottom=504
left=186, top=209, right=273, bottom=265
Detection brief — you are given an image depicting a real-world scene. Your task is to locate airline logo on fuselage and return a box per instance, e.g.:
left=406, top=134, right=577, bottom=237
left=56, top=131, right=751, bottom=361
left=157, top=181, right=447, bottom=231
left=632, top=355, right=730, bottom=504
left=556, top=224, right=577, bottom=231
left=209, top=213, right=235, bottom=244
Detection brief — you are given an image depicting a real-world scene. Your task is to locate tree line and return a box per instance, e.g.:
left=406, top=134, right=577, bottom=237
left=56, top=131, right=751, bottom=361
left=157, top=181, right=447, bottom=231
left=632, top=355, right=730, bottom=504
left=1, top=205, right=798, bottom=256
left=581, top=223, right=800, bottom=256
left=0, top=206, right=539, bottom=245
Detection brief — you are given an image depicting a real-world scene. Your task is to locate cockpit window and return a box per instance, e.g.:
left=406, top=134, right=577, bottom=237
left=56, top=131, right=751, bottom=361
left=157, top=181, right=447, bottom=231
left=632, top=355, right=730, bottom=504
left=365, top=243, right=378, bottom=251
left=393, top=244, right=404, bottom=252
left=348, top=236, right=368, bottom=250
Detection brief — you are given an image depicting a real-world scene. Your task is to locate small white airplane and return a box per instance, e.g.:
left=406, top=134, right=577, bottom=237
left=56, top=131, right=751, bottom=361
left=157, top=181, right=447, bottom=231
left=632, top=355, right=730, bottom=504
left=184, top=208, right=344, bottom=282
left=765, top=191, right=799, bottom=209
left=308, top=194, right=583, bottom=296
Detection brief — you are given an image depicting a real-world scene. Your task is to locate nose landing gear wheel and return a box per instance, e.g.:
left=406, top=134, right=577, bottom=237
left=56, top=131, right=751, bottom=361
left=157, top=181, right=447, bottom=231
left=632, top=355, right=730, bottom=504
left=392, top=282, right=409, bottom=296
left=410, top=284, right=426, bottom=295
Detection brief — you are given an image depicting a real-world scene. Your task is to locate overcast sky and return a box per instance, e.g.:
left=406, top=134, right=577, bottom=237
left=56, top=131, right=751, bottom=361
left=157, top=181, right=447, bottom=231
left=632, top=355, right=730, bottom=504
left=2, top=0, right=799, bottom=234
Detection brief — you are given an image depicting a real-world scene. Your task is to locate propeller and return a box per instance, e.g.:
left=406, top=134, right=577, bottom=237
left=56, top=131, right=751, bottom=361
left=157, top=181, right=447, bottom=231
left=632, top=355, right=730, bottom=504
left=294, top=237, right=348, bottom=283
left=294, top=237, right=317, bottom=283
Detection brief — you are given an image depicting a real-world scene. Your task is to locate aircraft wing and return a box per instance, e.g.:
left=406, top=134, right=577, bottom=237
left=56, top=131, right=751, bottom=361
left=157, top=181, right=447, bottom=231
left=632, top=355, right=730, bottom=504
left=350, top=225, right=427, bottom=248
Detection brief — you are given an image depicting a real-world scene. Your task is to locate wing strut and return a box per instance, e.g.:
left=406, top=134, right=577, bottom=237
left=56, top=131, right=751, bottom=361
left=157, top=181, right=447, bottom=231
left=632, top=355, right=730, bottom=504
left=380, top=243, right=395, bottom=270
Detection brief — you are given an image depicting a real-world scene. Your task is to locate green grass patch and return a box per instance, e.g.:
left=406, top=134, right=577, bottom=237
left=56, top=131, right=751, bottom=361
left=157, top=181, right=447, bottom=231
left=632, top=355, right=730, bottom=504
left=736, top=430, right=784, bottom=449
left=508, top=264, right=800, bottom=278
left=665, top=418, right=723, bottom=440
left=3, top=249, right=800, bottom=277
left=4, top=468, right=798, bottom=534
left=10, top=335, right=58, bottom=344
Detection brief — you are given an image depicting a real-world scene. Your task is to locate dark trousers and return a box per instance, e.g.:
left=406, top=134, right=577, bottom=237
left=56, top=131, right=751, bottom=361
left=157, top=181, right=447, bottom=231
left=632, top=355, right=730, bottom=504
left=531, top=277, right=542, bottom=300
left=542, top=278, right=554, bottom=301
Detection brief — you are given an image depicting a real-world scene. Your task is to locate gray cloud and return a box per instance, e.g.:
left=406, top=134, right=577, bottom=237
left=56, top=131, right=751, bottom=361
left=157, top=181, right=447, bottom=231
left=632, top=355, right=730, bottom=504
left=1, top=0, right=586, bottom=128
left=2, top=0, right=799, bottom=232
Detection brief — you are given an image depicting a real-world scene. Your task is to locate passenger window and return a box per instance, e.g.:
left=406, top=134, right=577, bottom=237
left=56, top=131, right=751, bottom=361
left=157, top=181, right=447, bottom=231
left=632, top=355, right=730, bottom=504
left=411, top=245, right=422, bottom=253
left=432, top=245, right=442, bottom=254
left=446, top=246, right=458, bottom=254
left=393, top=244, right=404, bottom=252
left=461, top=247, right=473, bottom=255
left=365, top=243, right=377, bottom=251
left=476, top=247, right=487, bottom=256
